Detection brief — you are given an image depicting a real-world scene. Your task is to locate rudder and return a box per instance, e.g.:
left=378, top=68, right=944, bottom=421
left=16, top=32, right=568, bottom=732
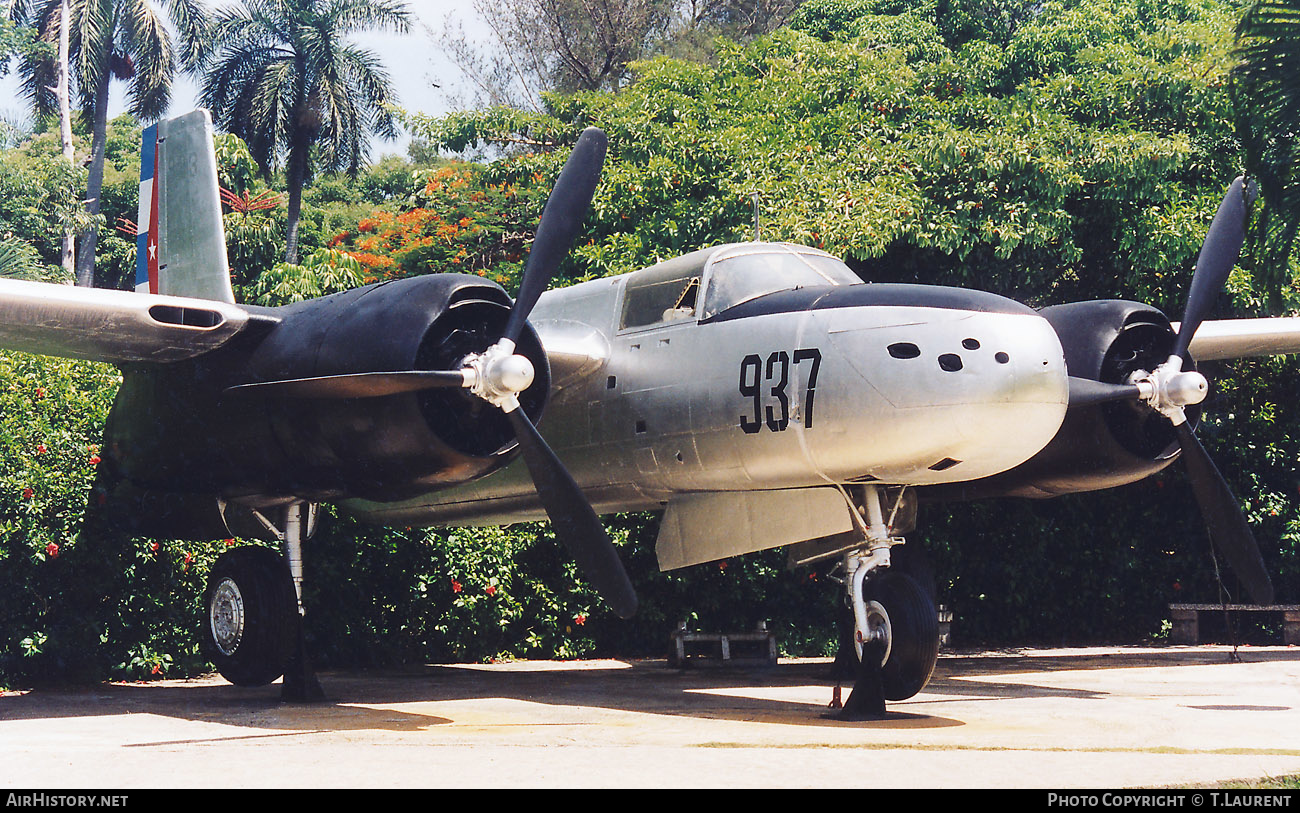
left=135, top=110, right=234, bottom=303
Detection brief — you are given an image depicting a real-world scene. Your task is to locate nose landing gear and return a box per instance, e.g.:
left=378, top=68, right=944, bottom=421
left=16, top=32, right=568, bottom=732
left=828, top=485, right=939, bottom=720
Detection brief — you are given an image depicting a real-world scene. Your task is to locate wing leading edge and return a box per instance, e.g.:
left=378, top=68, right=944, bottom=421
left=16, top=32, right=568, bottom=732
left=1183, top=317, right=1300, bottom=361
left=0, top=278, right=251, bottom=364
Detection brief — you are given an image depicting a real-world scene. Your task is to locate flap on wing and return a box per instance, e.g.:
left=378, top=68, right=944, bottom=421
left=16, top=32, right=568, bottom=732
left=0, top=279, right=252, bottom=364
left=655, top=487, right=855, bottom=571
left=1182, top=318, right=1300, bottom=361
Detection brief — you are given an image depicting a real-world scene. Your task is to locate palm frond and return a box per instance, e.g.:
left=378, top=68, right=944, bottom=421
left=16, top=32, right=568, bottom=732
left=0, top=237, right=68, bottom=283
left=1233, top=0, right=1300, bottom=302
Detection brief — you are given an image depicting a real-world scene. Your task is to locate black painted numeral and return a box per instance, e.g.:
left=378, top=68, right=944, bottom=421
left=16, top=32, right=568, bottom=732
left=793, top=348, right=821, bottom=429
left=765, top=351, right=790, bottom=432
left=739, top=354, right=763, bottom=434
left=738, top=347, right=822, bottom=433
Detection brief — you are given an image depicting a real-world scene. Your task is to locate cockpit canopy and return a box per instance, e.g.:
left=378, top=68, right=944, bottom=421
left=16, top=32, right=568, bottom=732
left=618, top=242, right=861, bottom=331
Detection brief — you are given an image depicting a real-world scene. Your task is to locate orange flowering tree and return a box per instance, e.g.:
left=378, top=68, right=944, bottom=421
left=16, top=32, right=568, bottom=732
left=328, top=162, right=551, bottom=292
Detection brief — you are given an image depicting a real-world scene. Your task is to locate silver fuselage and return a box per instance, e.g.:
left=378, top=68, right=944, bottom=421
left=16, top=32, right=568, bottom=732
left=347, top=244, right=1070, bottom=529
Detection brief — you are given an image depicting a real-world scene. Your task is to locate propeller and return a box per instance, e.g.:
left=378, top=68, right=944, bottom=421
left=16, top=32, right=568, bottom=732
left=1066, top=376, right=1143, bottom=408
left=227, top=370, right=469, bottom=399
left=1066, top=176, right=1273, bottom=604
left=1172, top=177, right=1253, bottom=365
left=230, top=128, right=637, bottom=618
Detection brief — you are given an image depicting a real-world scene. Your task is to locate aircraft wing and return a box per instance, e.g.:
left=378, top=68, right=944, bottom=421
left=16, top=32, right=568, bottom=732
left=0, top=278, right=253, bottom=364
left=1184, top=317, right=1300, bottom=361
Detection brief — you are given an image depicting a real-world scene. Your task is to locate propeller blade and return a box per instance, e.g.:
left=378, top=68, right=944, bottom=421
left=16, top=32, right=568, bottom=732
left=1172, top=176, right=1255, bottom=363
left=226, top=370, right=467, bottom=399
left=502, top=128, right=608, bottom=345
left=1173, top=421, right=1275, bottom=605
left=1068, top=376, right=1143, bottom=408
left=504, top=406, right=638, bottom=619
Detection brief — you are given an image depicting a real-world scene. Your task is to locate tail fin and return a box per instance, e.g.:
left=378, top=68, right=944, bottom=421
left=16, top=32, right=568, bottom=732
left=135, top=110, right=234, bottom=303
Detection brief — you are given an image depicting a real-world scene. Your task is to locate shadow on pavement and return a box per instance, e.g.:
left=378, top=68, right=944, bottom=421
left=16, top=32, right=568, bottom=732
left=1, top=646, right=1294, bottom=735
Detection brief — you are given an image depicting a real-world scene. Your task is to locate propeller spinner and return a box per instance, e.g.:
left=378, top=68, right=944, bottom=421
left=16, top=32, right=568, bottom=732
left=229, top=128, right=638, bottom=619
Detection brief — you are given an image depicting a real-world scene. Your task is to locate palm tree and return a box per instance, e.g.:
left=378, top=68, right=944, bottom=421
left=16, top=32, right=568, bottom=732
left=1233, top=0, right=1300, bottom=300
left=10, top=0, right=79, bottom=280
left=198, top=0, right=411, bottom=264
left=10, top=0, right=209, bottom=287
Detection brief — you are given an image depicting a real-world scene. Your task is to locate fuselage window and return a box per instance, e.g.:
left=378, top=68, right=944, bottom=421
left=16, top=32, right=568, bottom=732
left=621, top=274, right=702, bottom=330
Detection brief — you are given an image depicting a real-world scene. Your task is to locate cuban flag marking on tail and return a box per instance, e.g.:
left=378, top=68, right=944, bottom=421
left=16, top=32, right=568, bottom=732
left=135, top=124, right=160, bottom=294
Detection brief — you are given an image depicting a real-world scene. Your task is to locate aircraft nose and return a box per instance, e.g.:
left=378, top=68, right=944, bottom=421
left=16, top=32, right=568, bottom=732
left=819, top=306, right=1069, bottom=483
left=831, top=309, right=1067, bottom=408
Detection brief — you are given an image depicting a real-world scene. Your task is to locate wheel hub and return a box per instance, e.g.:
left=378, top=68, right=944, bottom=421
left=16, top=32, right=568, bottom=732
left=209, top=577, right=245, bottom=657
left=859, top=599, right=893, bottom=666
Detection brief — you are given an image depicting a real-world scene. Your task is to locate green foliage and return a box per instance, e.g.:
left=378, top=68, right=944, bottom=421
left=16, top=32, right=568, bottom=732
left=239, top=247, right=367, bottom=306
left=224, top=210, right=285, bottom=293
left=0, top=237, right=68, bottom=283
left=198, top=0, right=411, bottom=262
left=0, top=15, right=45, bottom=76
left=1233, top=0, right=1300, bottom=306
left=214, top=132, right=262, bottom=194
left=0, top=349, right=253, bottom=684
left=790, top=0, right=951, bottom=61
left=302, top=512, right=840, bottom=667
left=409, top=0, right=1246, bottom=313
left=0, top=114, right=150, bottom=290
left=326, top=161, right=550, bottom=291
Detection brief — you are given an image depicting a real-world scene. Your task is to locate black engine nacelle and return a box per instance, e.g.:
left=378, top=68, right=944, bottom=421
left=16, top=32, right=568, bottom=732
left=924, top=299, right=1188, bottom=502
left=104, top=274, right=550, bottom=515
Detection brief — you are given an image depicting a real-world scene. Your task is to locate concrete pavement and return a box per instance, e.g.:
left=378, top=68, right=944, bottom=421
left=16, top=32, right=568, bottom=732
left=1, top=645, right=1298, bottom=789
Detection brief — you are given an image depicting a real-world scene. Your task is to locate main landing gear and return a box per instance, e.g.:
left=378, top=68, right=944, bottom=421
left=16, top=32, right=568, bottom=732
left=200, top=501, right=325, bottom=702
left=825, top=485, right=939, bottom=720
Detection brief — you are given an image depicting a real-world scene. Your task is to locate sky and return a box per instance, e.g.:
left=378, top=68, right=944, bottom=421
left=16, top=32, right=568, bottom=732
left=1, top=0, right=489, bottom=159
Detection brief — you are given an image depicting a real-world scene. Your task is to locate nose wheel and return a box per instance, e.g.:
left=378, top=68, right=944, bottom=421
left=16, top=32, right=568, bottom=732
left=829, top=486, right=939, bottom=720
left=861, top=570, right=939, bottom=701
left=835, top=569, right=938, bottom=719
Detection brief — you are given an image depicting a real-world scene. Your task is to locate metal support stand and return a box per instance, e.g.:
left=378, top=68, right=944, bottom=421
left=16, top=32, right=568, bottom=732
left=835, top=635, right=888, bottom=720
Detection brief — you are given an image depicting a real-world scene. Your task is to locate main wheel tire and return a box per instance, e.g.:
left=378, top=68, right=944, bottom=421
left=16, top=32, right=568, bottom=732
left=201, top=546, right=297, bottom=687
left=860, top=570, right=939, bottom=701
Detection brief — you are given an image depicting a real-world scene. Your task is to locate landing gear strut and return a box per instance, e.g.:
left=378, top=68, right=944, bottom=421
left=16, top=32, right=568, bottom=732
left=829, top=485, right=939, bottom=720
left=201, top=500, right=324, bottom=702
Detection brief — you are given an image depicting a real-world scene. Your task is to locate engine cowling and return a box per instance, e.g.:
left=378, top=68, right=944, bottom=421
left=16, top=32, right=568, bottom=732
left=923, top=299, right=1191, bottom=501
left=104, top=274, right=551, bottom=515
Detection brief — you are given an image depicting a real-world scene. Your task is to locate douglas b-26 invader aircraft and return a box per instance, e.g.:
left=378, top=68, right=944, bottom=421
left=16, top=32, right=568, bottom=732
left=0, top=111, right=1296, bottom=715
